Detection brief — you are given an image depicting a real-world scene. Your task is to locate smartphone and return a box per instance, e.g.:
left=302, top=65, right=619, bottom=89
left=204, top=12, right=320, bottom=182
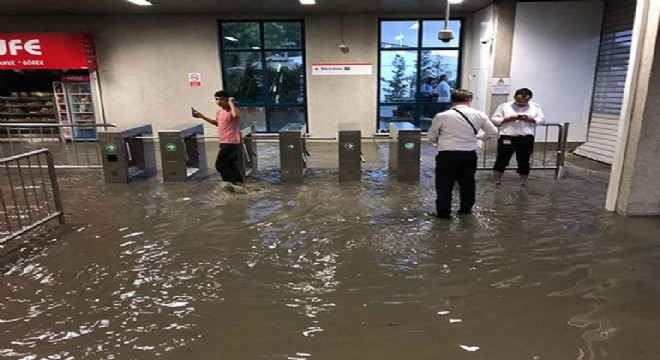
left=191, top=107, right=197, bottom=116
left=517, top=114, right=526, bottom=119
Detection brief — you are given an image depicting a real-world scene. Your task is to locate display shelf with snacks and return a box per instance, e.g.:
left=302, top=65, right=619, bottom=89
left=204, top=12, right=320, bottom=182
left=60, top=82, right=98, bottom=140
left=52, top=82, right=99, bottom=141
left=0, top=93, right=58, bottom=126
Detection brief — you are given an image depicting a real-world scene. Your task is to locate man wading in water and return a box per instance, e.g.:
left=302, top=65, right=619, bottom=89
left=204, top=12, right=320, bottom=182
left=192, top=90, right=247, bottom=193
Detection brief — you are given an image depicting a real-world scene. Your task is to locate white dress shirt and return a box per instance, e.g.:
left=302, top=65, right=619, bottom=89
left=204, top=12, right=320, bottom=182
left=433, top=81, right=452, bottom=102
left=428, top=105, right=499, bottom=151
left=491, top=101, right=546, bottom=136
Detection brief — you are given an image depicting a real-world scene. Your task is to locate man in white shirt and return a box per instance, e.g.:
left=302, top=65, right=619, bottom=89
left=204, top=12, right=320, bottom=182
left=433, top=74, right=452, bottom=115
left=434, top=74, right=452, bottom=102
left=428, top=89, right=499, bottom=219
left=491, top=88, right=546, bottom=186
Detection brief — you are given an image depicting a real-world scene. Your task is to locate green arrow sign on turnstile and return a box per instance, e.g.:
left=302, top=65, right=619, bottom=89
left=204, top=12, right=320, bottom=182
left=105, top=143, right=117, bottom=152
left=165, top=143, right=177, bottom=152
left=344, top=142, right=356, bottom=151
left=404, top=141, right=415, bottom=150
left=286, top=143, right=295, bottom=150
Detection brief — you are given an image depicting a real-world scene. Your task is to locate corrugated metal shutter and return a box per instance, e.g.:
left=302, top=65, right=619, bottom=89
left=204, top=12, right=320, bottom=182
left=574, top=0, right=635, bottom=164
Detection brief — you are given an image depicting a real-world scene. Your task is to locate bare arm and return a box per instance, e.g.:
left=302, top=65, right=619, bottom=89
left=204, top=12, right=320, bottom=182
left=192, top=110, right=217, bottom=126
left=228, top=97, right=240, bottom=118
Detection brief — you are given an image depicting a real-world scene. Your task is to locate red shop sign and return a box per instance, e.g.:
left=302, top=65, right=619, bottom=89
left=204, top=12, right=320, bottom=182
left=0, top=33, right=98, bottom=70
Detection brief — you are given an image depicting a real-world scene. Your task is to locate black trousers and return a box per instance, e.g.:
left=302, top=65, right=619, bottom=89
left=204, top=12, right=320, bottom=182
left=493, top=135, right=535, bottom=175
left=435, top=151, right=477, bottom=215
left=215, top=144, right=243, bottom=183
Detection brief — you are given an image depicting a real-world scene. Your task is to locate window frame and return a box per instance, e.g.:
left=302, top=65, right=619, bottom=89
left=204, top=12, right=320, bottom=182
left=377, top=18, right=464, bottom=132
left=218, top=19, right=308, bottom=133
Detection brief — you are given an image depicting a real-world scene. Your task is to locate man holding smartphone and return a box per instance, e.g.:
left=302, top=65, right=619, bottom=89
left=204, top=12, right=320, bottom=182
left=491, top=88, right=546, bottom=186
left=192, top=90, right=243, bottom=185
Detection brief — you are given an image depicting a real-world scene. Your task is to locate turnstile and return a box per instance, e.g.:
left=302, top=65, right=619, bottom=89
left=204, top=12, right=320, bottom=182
left=388, top=122, right=421, bottom=182
left=279, top=123, right=307, bottom=183
left=158, top=124, right=207, bottom=182
left=238, top=124, right=258, bottom=180
left=99, top=124, right=157, bottom=183
left=338, top=123, right=361, bottom=182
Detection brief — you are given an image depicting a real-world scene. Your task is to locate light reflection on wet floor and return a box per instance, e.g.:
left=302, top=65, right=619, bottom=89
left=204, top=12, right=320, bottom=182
left=1, top=142, right=660, bottom=359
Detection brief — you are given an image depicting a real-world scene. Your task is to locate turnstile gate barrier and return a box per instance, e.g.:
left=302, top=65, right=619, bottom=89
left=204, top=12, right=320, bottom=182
left=279, top=123, right=308, bottom=183
left=388, top=122, right=421, bottom=182
left=158, top=124, right=207, bottom=182
left=338, top=123, right=361, bottom=182
left=239, top=124, right=258, bottom=181
left=99, top=124, right=157, bottom=183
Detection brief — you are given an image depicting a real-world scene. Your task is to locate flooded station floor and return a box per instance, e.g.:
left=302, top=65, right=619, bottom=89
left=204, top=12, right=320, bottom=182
left=1, top=142, right=660, bottom=360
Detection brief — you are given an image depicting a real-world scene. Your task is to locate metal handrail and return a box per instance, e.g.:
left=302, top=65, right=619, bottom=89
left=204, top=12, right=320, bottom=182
left=0, top=123, right=118, bottom=168
left=0, top=123, right=116, bottom=128
left=0, top=148, right=64, bottom=244
left=477, top=122, right=570, bottom=180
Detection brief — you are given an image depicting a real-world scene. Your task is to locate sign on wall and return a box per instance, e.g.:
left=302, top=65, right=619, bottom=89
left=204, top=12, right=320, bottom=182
left=491, top=77, right=511, bottom=95
left=188, top=73, right=202, bottom=87
left=312, top=63, right=372, bottom=76
left=0, top=33, right=97, bottom=70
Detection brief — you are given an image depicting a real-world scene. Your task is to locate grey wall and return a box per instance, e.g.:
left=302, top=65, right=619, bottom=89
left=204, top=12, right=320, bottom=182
left=0, top=13, right=474, bottom=138
left=305, top=14, right=378, bottom=137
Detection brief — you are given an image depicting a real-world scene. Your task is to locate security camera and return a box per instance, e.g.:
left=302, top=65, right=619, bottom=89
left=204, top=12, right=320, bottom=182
left=438, top=29, right=454, bottom=43
left=338, top=43, right=349, bottom=53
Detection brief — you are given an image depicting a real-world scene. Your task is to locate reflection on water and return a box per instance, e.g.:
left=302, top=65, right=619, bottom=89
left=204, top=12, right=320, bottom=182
left=1, top=145, right=660, bottom=359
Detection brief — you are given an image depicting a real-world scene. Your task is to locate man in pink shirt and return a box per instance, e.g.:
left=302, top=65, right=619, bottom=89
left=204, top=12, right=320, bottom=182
left=192, top=90, right=243, bottom=184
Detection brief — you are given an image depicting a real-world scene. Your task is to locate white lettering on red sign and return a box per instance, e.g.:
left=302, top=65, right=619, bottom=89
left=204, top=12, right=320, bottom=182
left=0, top=39, right=43, bottom=56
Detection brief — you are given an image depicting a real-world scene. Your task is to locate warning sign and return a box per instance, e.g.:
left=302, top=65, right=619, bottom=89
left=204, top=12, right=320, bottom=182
left=188, top=73, right=202, bottom=87
left=491, top=77, right=510, bottom=95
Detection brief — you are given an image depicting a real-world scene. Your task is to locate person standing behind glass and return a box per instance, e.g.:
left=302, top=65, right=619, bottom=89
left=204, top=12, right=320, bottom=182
left=433, top=74, right=452, bottom=113
left=491, top=88, right=546, bottom=186
left=420, top=77, right=435, bottom=98
left=428, top=89, right=498, bottom=219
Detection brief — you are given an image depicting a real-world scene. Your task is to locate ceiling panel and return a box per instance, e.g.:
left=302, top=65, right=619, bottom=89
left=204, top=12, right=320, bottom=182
left=0, top=0, right=494, bottom=16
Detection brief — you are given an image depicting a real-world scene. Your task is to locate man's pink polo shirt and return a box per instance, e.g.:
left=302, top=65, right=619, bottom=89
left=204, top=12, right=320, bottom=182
left=216, top=108, right=241, bottom=144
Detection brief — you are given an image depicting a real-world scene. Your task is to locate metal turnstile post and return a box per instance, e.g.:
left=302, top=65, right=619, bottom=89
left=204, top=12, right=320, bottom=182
left=99, top=124, right=157, bottom=183
left=158, top=124, right=206, bottom=182
left=338, top=123, right=361, bottom=182
left=389, top=122, right=421, bottom=182
left=238, top=124, right=258, bottom=181
left=279, top=123, right=307, bottom=183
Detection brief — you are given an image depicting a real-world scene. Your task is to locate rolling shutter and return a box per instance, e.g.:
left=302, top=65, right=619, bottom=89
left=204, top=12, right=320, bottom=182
left=574, top=0, right=635, bottom=164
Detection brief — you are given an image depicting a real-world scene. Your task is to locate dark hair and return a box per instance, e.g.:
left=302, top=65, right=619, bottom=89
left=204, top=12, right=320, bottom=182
left=214, top=90, right=230, bottom=98
left=514, top=88, right=533, bottom=98
left=451, top=89, right=473, bottom=103
left=439, top=74, right=448, bottom=81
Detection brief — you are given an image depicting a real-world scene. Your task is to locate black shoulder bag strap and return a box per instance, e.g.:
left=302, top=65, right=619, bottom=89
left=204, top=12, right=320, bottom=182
left=452, top=108, right=478, bottom=136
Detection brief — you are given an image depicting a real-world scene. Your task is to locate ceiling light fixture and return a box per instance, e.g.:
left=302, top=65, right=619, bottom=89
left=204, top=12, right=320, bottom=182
left=127, top=0, right=153, bottom=6
left=224, top=36, right=239, bottom=42
left=299, top=0, right=316, bottom=5
left=448, top=0, right=463, bottom=3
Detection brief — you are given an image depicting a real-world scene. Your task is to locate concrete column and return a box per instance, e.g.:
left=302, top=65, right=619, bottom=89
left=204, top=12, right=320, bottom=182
left=609, top=0, right=660, bottom=215
left=489, top=0, right=517, bottom=115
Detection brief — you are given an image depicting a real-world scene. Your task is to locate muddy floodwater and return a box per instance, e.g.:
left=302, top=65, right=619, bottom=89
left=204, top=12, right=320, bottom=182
left=1, top=142, right=660, bottom=360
